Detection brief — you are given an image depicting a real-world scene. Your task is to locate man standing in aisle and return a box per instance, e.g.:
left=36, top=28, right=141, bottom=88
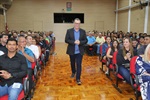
left=65, top=18, right=87, bottom=85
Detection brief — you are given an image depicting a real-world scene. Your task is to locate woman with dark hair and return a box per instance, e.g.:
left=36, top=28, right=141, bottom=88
left=106, top=40, right=120, bottom=74
left=102, top=36, right=112, bottom=59
left=132, top=32, right=137, bottom=39
left=117, top=33, right=123, bottom=44
left=117, top=37, right=137, bottom=84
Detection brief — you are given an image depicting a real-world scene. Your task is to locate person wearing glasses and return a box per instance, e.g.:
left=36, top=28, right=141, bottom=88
left=65, top=18, right=87, bottom=85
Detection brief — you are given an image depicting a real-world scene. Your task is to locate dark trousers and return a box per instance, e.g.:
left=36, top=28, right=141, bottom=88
left=69, top=53, right=83, bottom=80
left=27, top=68, right=33, bottom=96
left=86, top=44, right=97, bottom=55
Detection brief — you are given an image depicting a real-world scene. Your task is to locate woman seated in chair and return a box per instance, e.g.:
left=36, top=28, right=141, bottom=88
left=102, top=36, right=112, bottom=60
left=117, top=37, right=137, bottom=84
left=106, top=40, right=120, bottom=74
left=136, top=44, right=150, bottom=100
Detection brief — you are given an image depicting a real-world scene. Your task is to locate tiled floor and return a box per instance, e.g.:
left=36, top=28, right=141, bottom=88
left=32, top=43, right=136, bottom=100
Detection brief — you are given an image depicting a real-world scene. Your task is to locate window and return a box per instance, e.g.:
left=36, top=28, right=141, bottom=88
left=54, top=13, right=84, bottom=23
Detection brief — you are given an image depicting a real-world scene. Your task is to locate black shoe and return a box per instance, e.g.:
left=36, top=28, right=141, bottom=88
left=26, top=97, right=31, bottom=100
left=76, top=80, right=81, bottom=85
left=70, top=73, right=75, bottom=78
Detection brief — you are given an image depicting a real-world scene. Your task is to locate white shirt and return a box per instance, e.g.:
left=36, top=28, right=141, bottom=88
left=26, top=45, right=40, bottom=59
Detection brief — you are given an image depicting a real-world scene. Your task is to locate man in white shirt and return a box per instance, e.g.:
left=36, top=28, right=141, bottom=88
left=26, top=35, right=40, bottom=59
left=95, top=32, right=105, bottom=54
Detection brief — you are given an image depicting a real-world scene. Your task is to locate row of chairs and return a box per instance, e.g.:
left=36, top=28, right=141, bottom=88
left=0, top=44, right=53, bottom=100
left=99, top=45, right=140, bottom=100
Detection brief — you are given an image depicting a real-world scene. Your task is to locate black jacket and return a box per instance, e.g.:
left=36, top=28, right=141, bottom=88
left=65, top=28, right=87, bottom=55
left=117, top=49, right=137, bottom=66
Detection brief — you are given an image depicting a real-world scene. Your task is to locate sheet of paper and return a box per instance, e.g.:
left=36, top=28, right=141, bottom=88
left=12, top=83, right=21, bottom=88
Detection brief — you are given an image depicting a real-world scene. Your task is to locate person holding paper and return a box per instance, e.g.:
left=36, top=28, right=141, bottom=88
left=0, top=38, right=27, bottom=100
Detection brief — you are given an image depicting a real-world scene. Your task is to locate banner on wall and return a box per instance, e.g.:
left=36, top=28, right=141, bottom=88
left=66, top=2, right=72, bottom=11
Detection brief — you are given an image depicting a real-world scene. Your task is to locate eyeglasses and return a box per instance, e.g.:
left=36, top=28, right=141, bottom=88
left=74, top=23, right=80, bottom=24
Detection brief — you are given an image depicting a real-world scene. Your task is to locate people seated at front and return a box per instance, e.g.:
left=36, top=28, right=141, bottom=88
left=86, top=32, right=97, bottom=56
left=138, top=36, right=145, bottom=46
left=41, top=33, right=51, bottom=62
left=117, top=37, right=137, bottom=84
left=117, top=33, right=124, bottom=44
left=137, top=35, right=150, bottom=56
left=95, top=32, right=105, bottom=54
left=106, top=40, right=120, bottom=74
left=0, top=34, right=8, bottom=54
left=101, top=36, right=112, bottom=59
left=0, top=38, right=27, bottom=100
left=17, top=36, right=35, bottom=98
left=26, top=35, right=40, bottom=59
left=38, top=34, right=47, bottom=54
left=136, top=44, right=150, bottom=100
left=32, top=37, right=41, bottom=56
left=132, top=38, right=140, bottom=55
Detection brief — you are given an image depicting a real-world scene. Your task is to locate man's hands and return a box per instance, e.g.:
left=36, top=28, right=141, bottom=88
left=18, top=46, right=25, bottom=53
left=74, top=40, right=80, bottom=45
left=0, top=70, right=12, bottom=79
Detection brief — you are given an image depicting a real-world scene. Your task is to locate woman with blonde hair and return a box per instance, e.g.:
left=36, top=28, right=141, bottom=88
left=117, top=37, right=136, bottom=84
left=136, top=44, right=150, bottom=100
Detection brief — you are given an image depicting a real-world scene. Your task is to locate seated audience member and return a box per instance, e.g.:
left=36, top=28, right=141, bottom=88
left=95, top=32, right=105, bottom=54
left=39, top=34, right=47, bottom=53
left=136, top=44, right=150, bottom=100
left=17, top=36, right=35, bottom=98
left=45, top=32, right=52, bottom=44
left=117, top=37, right=137, bottom=84
left=117, top=33, right=123, bottom=43
left=0, top=38, right=27, bottom=100
left=49, top=31, right=56, bottom=55
left=86, top=32, right=97, bottom=56
left=106, top=40, right=119, bottom=74
left=39, top=34, right=50, bottom=62
left=102, top=36, right=112, bottom=59
left=0, top=34, right=8, bottom=54
left=137, top=35, right=150, bottom=56
left=138, top=36, right=145, bottom=46
left=138, top=33, right=144, bottom=39
left=43, top=33, right=50, bottom=47
left=132, top=32, right=137, bottom=39
left=132, top=38, right=140, bottom=55
left=32, top=37, right=41, bottom=57
left=26, top=35, right=40, bottom=59
left=143, top=33, right=147, bottom=37
left=12, top=31, right=18, bottom=40
left=20, top=30, right=25, bottom=35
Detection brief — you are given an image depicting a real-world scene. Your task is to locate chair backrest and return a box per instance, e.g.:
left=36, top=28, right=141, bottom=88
left=99, top=45, right=102, bottom=55
left=31, top=62, right=36, bottom=69
left=112, top=51, right=118, bottom=65
left=106, top=47, right=109, bottom=53
left=130, top=56, right=138, bottom=74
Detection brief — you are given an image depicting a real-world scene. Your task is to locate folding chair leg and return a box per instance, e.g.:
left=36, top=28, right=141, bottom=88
left=135, top=90, right=140, bottom=100
left=100, top=63, right=105, bottom=72
left=106, top=69, right=112, bottom=81
left=112, top=76, right=122, bottom=93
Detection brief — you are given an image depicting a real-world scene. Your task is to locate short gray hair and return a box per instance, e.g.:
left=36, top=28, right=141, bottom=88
left=74, top=18, right=80, bottom=22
